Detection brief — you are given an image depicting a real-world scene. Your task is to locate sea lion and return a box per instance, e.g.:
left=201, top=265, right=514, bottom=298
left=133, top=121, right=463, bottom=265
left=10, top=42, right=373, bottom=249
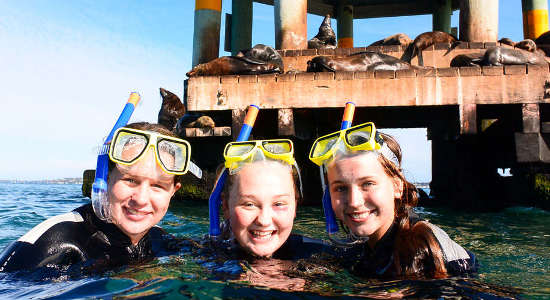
left=368, top=33, right=412, bottom=47
left=450, top=54, right=483, bottom=67
left=236, top=44, right=284, bottom=72
left=307, top=51, right=413, bottom=72
left=158, top=88, right=216, bottom=132
left=186, top=56, right=281, bottom=77
left=158, top=87, right=186, bottom=131
left=535, top=30, right=550, bottom=45
left=308, top=14, right=337, bottom=49
left=476, top=47, right=547, bottom=66
left=175, top=113, right=216, bottom=137
left=401, top=31, right=458, bottom=66
left=515, top=39, right=537, bottom=52
left=498, top=37, right=516, bottom=47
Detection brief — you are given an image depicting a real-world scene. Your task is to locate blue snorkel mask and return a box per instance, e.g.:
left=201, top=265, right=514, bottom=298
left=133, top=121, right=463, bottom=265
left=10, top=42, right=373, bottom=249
left=92, top=92, right=141, bottom=221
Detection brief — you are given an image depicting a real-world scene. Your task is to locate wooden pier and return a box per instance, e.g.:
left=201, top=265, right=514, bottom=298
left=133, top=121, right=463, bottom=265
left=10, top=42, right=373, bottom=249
left=182, top=0, right=550, bottom=210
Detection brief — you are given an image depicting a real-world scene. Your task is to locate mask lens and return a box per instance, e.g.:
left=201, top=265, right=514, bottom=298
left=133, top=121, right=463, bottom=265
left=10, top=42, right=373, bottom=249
left=311, top=132, right=340, bottom=158
left=263, top=140, right=292, bottom=154
left=111, top=131, right=148, bottom=163
left=225, top=142, right=256, bottom=157
left=157, top=139, right=188, bottom=172
left=346, top=124, right=374, bottom=148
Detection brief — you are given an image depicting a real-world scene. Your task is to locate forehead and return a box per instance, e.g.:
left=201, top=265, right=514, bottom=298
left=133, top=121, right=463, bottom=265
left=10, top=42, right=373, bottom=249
left=115, top=149, right=175, bottom=181
left=230, top=161, right=295, bottom=198
left=327, top=152, right=386, bottom=179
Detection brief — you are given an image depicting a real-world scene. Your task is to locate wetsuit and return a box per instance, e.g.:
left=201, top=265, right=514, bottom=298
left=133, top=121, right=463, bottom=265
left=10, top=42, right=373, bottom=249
left=352, top=216, right=478, bottom=278
left=0, top=203, right=178, bottom=274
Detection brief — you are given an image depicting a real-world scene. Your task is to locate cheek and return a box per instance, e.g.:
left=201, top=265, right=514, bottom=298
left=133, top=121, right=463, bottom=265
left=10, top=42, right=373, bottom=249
left=231, top=208, right=254, bottom=228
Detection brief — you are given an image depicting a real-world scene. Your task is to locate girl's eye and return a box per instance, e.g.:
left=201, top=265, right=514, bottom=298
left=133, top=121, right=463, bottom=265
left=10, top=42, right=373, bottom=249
left=332, top=185, right=347, bottom=193
left=274, top=202, right=287, bottom=207
left=361, top=181, right=375, bottom=189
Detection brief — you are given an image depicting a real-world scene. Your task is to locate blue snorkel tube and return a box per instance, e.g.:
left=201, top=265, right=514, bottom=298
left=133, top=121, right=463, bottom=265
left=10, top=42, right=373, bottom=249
left=209, top=104, right=260, bottom=238
left=321, top=102, right=355, bottom=239
left=91, top=92, right=141, bottom=221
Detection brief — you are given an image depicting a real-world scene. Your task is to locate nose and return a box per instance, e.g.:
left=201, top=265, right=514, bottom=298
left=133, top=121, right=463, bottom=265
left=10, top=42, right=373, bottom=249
left=130, top=182, right=150, bottom=207
left=254, top=207, right=273, bottom=227
left=347, top=185, right=365, bottom=209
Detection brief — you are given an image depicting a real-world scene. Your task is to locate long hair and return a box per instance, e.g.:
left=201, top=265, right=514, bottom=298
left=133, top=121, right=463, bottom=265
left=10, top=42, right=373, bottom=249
left=377, top=132, right=448, bottom=278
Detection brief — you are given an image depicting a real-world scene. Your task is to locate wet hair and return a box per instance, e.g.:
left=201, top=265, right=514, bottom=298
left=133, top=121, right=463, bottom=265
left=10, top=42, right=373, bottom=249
left=107, top=122, right=182, bottom=185
left=332, top=132, right=448, bottom=278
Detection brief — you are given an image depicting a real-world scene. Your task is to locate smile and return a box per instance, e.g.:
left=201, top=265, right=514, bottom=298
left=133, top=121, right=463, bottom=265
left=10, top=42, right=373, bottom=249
left=347, top=210, right=376, bottom=222
left=249, top=230, right=276, bottom=240
left=123, top=206, right=150, bottom=220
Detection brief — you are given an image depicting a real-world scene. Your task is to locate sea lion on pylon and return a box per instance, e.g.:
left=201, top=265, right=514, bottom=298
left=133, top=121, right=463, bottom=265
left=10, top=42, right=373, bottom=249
left=498, top=38, right=516, bottom=47
left=401, top=31, right=458, bottom=66
left=308, top=14, right=337, bottom=49
left=368, top=33, right=412, bottom=48
left=186, top=56, right=281, bottom=77
left=307, top=51, right=414, bottom=72
left=236, top=44, right=284, bottom=72
left=450, top=54, right=483, bottom=67
left=158, top=88, right=215, bottom=132
left=175, top=113, right=216, bottom=137
left=158, top=88, right=186, bottom=131
left=476, top=47, right=547, bottom=66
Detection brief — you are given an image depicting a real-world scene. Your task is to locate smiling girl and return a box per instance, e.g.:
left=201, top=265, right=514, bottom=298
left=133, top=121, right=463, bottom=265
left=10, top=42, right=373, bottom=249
left=310, top=122, right=477, bottom=279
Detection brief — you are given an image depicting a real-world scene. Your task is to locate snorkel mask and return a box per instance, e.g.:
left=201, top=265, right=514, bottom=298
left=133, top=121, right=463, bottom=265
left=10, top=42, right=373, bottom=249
left=91, top=92, right=202, bottom=222
left=309, top=119, right=400, bottom=246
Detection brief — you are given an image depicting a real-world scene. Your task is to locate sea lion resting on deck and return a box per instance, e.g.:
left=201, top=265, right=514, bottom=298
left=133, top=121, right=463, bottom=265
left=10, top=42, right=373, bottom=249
left=175, top=113, right=216, bottom=137
left=308, top=14, right=337, bottom=49
left=236, top=44, right=284, bottom=72
left=450, top=47, right=547, bottom=67
left=368, top=33, right=412, bottom=47
left=158, top=88, right=215, bottom=132
left=186, top=56, right=281, bottom=77
left=307, top=51, right=415, bottom=72
left=401, top=31, right=458, bottom=66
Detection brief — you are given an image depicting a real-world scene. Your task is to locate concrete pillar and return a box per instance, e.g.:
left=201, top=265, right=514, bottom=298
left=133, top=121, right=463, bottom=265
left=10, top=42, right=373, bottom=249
left=274, top=0, right=307, bottom=50
left=337, top=3, right=354, bottom=48
left=433, top=0, right=452, bottom=33
left=231, top=0, right=253, bottom=55
left=192, top=0, right=222, bottom=67
left=522, top=0, right=549, bottom=39
left=459, top=0, right=498, bottom=42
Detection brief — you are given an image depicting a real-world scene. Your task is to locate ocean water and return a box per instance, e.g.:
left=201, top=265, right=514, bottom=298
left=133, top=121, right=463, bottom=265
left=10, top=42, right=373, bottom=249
left=0, top=182, right=548, bottom=299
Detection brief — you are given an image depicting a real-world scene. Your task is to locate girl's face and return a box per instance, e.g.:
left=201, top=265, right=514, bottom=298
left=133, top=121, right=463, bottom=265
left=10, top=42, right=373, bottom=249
left=224, top=161, right=296, bottom=257
left=327, top=153, right=402, bottom=246
left=108, top=149, right=180, bottom=245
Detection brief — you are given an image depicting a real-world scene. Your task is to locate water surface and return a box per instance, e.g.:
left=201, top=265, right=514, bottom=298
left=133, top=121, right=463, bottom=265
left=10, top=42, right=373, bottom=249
left=0, top=183, right=548, bottom=299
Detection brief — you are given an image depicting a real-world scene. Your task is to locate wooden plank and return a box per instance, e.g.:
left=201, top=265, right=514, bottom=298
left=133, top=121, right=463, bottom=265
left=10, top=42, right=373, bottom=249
left=277, top=108, right=295, bottom=136
left=460, top=103, right=477, bottom=134
left=515, top=133, right=550, bottom=162
left=522, top=103, right=540, bottom=133
left=184, top=127, right=231, bottom=137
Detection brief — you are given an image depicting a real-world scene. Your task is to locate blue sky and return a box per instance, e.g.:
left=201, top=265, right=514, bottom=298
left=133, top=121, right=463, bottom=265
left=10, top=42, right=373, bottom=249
left=0, top=1, right=527, bottom=181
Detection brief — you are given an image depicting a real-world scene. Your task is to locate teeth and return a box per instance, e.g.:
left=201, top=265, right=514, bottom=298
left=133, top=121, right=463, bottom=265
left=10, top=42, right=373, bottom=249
left=251, top=231, right=273, bottom=238
left=126, top=207, right=143, bottom=215
left=350, top=212, right=370, bottom=219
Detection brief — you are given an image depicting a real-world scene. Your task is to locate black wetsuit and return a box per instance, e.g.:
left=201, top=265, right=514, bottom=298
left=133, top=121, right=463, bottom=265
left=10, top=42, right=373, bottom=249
left=352, top=216, right=478, bottom=278
left=0, top=204, right=178, bottom=275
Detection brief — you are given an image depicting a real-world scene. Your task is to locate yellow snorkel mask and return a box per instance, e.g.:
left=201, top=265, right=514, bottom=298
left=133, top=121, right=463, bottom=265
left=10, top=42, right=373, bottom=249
left=223, top=139, right=302, bottom=195
left=309, top=122, right=399, bottom=167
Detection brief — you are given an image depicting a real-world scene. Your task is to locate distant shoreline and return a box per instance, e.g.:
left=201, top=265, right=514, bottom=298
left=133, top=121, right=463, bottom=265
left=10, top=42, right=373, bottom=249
left=0, top=178, right=82, bottom=185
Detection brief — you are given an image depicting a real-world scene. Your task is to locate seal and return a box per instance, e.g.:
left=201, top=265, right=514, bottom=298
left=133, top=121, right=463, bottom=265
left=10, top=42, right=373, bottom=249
left=236, top=44, right=284, bottom=72
left=515, top=39, right=537, bottom=52
left=401, top=31, right=458, bottom=66
left=498, top=37, right=516, bottom=47
left=307, top=51, right=414, bottom=72
left=186, top=56, right=281, bottom=77
left=476, top=47, right=547, bottom=66
left=535, top=30, right=550, bottom=45
left=450, top=54, right=483, bottom=67
left=158, top=88, right=216, bottom=132
left=308, top=14, right=337, bottom=49
left=368, top=33, right=412, bottom=48
left=158, top=87, right=186, bottom=131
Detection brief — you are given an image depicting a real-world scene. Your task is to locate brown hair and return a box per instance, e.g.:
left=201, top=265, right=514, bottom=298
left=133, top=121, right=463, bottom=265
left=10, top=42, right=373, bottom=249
left=107, top=122, right=182, bottom=185
left=372, top=132, right=447, bottom=278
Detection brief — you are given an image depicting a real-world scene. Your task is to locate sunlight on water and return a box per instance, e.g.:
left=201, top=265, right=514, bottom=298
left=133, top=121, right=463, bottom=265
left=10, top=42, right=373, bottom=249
left=0, top=183, right=548, bottom=299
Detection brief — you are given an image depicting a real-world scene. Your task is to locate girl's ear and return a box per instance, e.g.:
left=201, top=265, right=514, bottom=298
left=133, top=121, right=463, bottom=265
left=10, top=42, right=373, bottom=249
left=393, top=177, right=404, bottom=199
